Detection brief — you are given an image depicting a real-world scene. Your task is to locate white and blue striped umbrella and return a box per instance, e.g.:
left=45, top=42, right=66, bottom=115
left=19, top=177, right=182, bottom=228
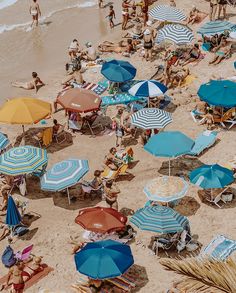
left=0, top=146, right=47, bottom=176
left=128, top=80, right=167, bottom=98
left=41, top=159, right=89, bottom=192
left=149, top=5, right=186, bottom=22
left=131, top=108, right=172, bottom=129
left=144, top=176, right=188, bottom=203
left=0, top=132, right=9, bottom=151
left=130, top=205, right=189, bottom=234
left=197, top=21, right=235, bottom=36
left=156, top=24, right=194, bottom=45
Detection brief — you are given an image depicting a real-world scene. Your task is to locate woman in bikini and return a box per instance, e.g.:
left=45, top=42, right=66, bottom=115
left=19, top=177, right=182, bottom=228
left=29, top=0, right=41, bottom=27
left=122, top=0, right=132, bottom=30
left=104, top=180, right=120, bottom=210
left=12, top=72, right=45, bottom=93
left=3, top=262, right=26, bottom=293
left=104, top=147, right=123, bottom=171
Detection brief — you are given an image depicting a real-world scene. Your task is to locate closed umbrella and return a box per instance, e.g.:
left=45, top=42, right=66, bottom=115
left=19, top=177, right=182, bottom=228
left=6, top=196, right=21, bottom=227
left=130, top=205, right=188, bottom=234
left=131, top=108, right=172, bottom=129
left=56, top=88, right=101, bottom=113
left=41, top=159, right=89, bottom=204
left=198, top=80, right=236, bottom=107
left=74, top=240, right=134, bottom=279
left=197, top=21, right=234, bottom=36
left=149, top=5, right=186, bottom=22
left=0, top=132, right=9, bottom=152
left=75, top=207, right=127, bottom=233
left=0, top=146, right=48, bottom=176
left=128, top=80, right=167, bottom=98
left=156, top=24, right=194, bottom=45
left=101, top=59, right=136, bottom=83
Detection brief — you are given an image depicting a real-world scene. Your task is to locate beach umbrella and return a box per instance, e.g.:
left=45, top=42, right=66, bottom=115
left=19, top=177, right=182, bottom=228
left=74, top=240, right=134, bottom=279
left=144, top=176, right=188, bottom=203
left=0, top=97, right=51, bottom=134
left=101, top=59, right=137, bottom=83
left=144, top=131, right=194, bottom=175
left=130, top=205, right=188, bottom=234
left=156, top=24, right=194, bottom=45
left=128, top=80, right=167, bottom=98
left=56, top=88, right=101, bottom=113
left=149, top=5, right=186, bottom=22
left=131, top=108, right=172, bottom=129
left=75, top=207, right=127, bottom=233
left=189, top=164, right=234, bottom=189
left=0, top=146, right=48, bottom=176
left=6, top=196, right=21, bottom=227
left=0, top=132, right=9, bottom=152
left=197, top=21, right=235, bottom=36
left=198, top=80, right=236, bottom=107
left=41, top=158, right=89, bottom=204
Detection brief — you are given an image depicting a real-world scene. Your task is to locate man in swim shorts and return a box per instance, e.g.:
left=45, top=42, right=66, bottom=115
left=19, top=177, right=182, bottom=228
left=29, top=0, right=41, bottom=27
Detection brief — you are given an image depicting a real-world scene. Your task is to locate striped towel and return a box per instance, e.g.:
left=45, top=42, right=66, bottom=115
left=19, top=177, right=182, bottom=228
left=82, top=82, right=107, bottom=95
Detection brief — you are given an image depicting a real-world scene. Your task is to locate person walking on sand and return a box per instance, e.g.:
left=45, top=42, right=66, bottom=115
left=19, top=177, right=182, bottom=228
left=122, top=0, right=132, bottom=30
left=218, top=0, right=227, bottom=20
left=107, top=5, right=116, bottom=29
left=29, top=0, right=41, bottom=27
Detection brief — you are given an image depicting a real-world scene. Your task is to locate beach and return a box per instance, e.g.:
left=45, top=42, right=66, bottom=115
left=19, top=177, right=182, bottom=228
left=0, top=0, right=236, bottom=292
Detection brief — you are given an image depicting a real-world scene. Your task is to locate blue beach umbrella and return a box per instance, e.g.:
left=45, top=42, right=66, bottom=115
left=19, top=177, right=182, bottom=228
left=130, top=205, right=188, bottom=234
left=197, top=21, right=235, bottom=36
left=0, top=132, right=9, bottom=151
left=101, top=59, right=136, bottom=83
left=189, top=164, right=234, bottom=189
left=198, top=80, right=236, bottom=107
left=0, top=146, right=48, bottom=176
left=149, top=5, right=186, bottom=22
left=128, top=80, right=167, bottom=98
left=74, top=240, right=134, bottom=279
left=6, top=196, right=21, bottom=227
left=41, top=159, right=89, bottom=204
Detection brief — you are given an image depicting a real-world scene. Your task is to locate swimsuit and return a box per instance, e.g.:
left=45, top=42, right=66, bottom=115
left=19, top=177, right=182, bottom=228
left=31, top=9, right=38, bottom=16
left=144, top=40, right=153, bottom=49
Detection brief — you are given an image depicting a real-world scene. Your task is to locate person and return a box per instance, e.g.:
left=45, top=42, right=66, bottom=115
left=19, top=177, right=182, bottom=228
left=113, top=108, right=125, bottom=147
left=81, top=170, right=103, bottom=196
left=187, top=6, right=201, bottom=24
left=5, top=262, right=26, bottom=293
left=98, top=0, right=103, bottom=8
left=22, top=257, right=44, bottom=281
left=194, top=100, right=207, bottom=117
left=168, top=65, right=189, bottom=88
left=52, top=119, right=61, bottom=135
left=143, top=20, right=155, bottom=61
left=200, top=109, right=214, bottom=130
left=107, top=5, right=116, bottom=29
left=218, top=0, right=227, bottom=19
left=104, top=147, right=123, bottom=171
left=122, top=0, right=132, bottom=30
left=181, top=43, right=201, bottom=65
left=209, top=38, right=233, bottom=65
left=12, top=72, right=45, bottom=93
left=68, top=39, right=79, bottom=60
left=0, top=224, right=10, bottom=241
left=98, top=39, right=137, bottom=54
left=82, top=42, right=97, bottom=61
left=123, top=17, right=143, bottom=39
left=209, top=0, right=218, bottom=21
left=68, top=111, right=84, bottom=132
left=141, top=2, right=148, bottom=26
left=104, top=180, right=120, bottom=210
left=140, top=129, right=151, bottom=145
left=169, top=0, right=176, bottom=7
left=29, top=0, right=41, bottom=27
left=88, top=278, right=103, bottom=292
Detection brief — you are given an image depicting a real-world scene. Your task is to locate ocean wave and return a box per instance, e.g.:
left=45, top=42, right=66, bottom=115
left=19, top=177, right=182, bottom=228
left=0, top=0, right=96, bottom=34
left=0, top=0, right=18, bottom=10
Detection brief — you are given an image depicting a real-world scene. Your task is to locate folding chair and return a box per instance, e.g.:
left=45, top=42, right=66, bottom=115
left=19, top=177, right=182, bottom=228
left=53, top=123, right=66, bottom=143
left=15, top=244, right=34, bottom=261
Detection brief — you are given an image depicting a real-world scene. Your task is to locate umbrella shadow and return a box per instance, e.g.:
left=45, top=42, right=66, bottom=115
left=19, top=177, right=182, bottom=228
left=128, top=160, right=139, bottom=170
left=125, top=264, right=149, bottom=292
left=122, top=136, right=139, bottom=147
left=174, top=196, right=200, bottom=217
left=22, top=212, right=41, bottom=227
left=158, top=157, right=204, bottom=179
left=25, top=177, right=52, bottom=200
left=115, top=172, right=135, bottom=182
left=19, top=227, right=39, bottom=241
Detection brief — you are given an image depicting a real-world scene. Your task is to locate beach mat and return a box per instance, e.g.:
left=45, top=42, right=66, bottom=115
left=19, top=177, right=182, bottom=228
left=0, top=264, right=53, bottom=291
left=180, top=75, right=196, bottom=87
left=82, top=82, right=107, bottom=95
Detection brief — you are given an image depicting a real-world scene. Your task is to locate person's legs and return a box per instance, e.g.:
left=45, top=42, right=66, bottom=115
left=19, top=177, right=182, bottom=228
left=35, top=14, right=39, bottom=26
left=11, top=82, right=29, bottom=89
left=212, top=4, right=217, bottom=21
left=111, top=200, right=118, bottom=210
left=209, top=4, right=213, bottom=21
left=223, top=4, right=227, bottom=19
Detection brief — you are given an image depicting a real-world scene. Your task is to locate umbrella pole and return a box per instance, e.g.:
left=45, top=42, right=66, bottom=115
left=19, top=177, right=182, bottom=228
left=168, top=158, right=171, bottom=176
left=67, top=188, right=71, bottom=205
left=22, top=125, right=25, bottom=145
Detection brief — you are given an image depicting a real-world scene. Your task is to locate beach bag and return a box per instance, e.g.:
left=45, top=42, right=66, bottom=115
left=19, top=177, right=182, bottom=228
left=2, top=246, right=16, bottom=268
left=13, top=225, right=29, bottom=237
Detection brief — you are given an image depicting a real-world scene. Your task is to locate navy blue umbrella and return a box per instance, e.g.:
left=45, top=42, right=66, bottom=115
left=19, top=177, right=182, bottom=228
left=6, top=196, right=21, bottom=227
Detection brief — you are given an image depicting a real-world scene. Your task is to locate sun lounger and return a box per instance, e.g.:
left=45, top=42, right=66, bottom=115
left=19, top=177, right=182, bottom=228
left=107, top=274, right=136, bottom=292
left=187, top=131, right=217, bottom=156
left=101, top=164, right=129, bottom=181
left=213, top=108, right=236, bottom=128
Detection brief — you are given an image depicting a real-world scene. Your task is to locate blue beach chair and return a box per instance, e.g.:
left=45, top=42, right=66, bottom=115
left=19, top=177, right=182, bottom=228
left=188, top=131, right=217, bottom=156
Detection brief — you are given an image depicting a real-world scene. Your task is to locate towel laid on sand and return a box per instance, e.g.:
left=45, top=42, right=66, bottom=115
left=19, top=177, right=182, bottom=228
left=82, top=82, right=107, bottom=95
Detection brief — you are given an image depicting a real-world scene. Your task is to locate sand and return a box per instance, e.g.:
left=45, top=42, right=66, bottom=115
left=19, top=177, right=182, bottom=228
left=0, top=0, right=236, bottom=292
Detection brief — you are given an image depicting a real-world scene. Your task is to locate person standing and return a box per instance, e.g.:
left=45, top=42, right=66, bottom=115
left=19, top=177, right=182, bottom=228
left=29, top=0, right=41, bottom=27
left=107, top=5, right=116, bottom=29
left=209, top=0, right=218, bottom=21
left=104, top=180, right=120, bottom=210
left=122, top=0, right=132, bottom=30
left=218, top=0, right=227, bottom=19
left=98, top=0, right=103, bottom=8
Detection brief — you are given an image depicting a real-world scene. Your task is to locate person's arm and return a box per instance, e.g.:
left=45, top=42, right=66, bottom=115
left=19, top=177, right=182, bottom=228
left=33, top=80, right=38, bottom=93
left=29, top=5, right=32, bottom=14
left=37, top=4, right=41, bottom=16
left=6, top=270, right=12, bottom=286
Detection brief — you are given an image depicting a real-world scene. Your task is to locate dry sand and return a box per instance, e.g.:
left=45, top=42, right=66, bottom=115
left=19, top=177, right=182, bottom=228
left=0, top=0, right=236, bottom=292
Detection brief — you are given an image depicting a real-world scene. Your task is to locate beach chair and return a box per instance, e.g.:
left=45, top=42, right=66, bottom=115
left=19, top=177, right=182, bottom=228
left=15, top=244, right=33, bottom=261
left=32, top=163, right=47, bottom=178
left=190, top=110, right=205, bottom=123
left=204, top=187, right=229, bottom=208
left=213, top=108, right=236, bottom=128
left=101, top=164, right=129, bottom=181
left=187, top=131, right=217, bottom=156
left=82, top=112, right=104, bottom=136
left=53, top=123, right=66, bottom=144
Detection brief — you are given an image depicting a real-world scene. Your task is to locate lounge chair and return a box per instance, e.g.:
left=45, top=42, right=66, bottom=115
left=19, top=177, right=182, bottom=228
left=15, top=244, right=33, bottom=261
left=101, top=164, right=129, bottom=181
left=82, top=112, right=104, bottom=136
left=204, top=187, right=230, bottom=208
left=187, top=131, right=217, bottom=156
left=213, top=108, right=236, bottom=128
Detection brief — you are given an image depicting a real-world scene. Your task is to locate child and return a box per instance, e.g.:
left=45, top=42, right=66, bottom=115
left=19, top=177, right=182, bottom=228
left=107, top=5, right=116, bottom=29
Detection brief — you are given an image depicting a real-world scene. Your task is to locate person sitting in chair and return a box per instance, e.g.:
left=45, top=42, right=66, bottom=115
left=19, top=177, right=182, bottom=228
left=104, top=147, right=124, bottom=171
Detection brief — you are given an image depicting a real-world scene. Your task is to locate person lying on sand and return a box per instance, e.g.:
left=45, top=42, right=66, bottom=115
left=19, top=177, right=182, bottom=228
left=0, top=224, right=10, bottom=241
left=22, top=257, right=44, bottom=281
left=209, top=39, right=234, bottom=65
left=186, top=6, right=207, bottom=25
left=123, top=18, right=143, bottom=39
left=180, top=43, right=201, bottom=66
left=98, top=39, right=137, bottom=55
left=12, top=72, right=45, bottom=93
left=166, top=64, right=189, bottom=88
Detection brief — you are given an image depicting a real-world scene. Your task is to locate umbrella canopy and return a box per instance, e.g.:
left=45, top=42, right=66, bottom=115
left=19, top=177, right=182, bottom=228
left=149, top=5, right=186, bottom=22
left=0, top=146, right=48, bottom=176
left=75, top=207, right=127, bottom=233
left=128, top=80, right=167, bottom=98
left=197, top=21, right=235, bottom=36
left=198, top=80, right=236, bottom=107
left=156, top=24, right=194, bottom=45
left=101, top=59, right=137, bottom=82
left=74, top=240, right=134, bottom=279
left=189, top=164, right=234, bottom=189
left=57, top=88, right=101, bottom=113
left=131, top=108, right=172, bottom=129
left=130, top=205, right=188, bottom=234
left=0, top=132, right=9, bottom=151
left=41, top=159, right=89, bottom=191
left=6, top=196, right=21, bottom=227
left=144, top=176, right=188, bottom=202
left=144, top=131, right=194, bottom=157
left=0, top=97, right=51, bottom=125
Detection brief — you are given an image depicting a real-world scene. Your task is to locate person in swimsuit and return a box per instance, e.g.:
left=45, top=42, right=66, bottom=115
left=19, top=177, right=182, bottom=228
left=68, top=39, right=80, bottom=60
left=98, top=0, right=103, bottom=8
left=181, top=43, right=201, bottom=65
left=122, top=0, right=132, bottom=30
left=218, top=0, right=227, bottom=19
left=104, top=180, right=120, bottom=210
left=143, top=22, right=154, bottom=61
left=104, top=147, right=123, bottom=171
left=22, top=257, right=44, bottom=282
left=209, top=0, right=218, bottom=21
left=5, top=262, right=26, bottom=293
left=12, top=72, right=45, bottom=93
left=107, top=5, right=116, bottom=29
left=29, top=0, right=41, bottom=27
left=209, top=41, right=233, bottom=65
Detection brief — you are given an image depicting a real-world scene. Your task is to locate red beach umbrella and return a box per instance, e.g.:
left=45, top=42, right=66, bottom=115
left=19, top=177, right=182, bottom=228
left=75, top=206, right=127, bottom=233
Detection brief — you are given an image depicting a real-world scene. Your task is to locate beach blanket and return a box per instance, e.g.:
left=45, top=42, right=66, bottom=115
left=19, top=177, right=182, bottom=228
left=180, top=75, right=196, bottom=87
left=82, top=82, right=107, bottom=95
left=119, top=80, right=140, bottom=93
left=101, top=93, right=147, bottom=106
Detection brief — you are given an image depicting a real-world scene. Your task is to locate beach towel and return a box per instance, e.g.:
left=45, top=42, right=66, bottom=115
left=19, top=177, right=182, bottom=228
left=102, top=94, right=147, bottom=106
left=42, top=128, right=53, bottom=147
left=180, top=75, right=196, bottom=87
left=108, top=274, right=136, bottom=292
left=119, top=80, right=140, bottom=93
left=98, top=78, right=109, bottom=88
left=82, top=82, right=107, bottom=95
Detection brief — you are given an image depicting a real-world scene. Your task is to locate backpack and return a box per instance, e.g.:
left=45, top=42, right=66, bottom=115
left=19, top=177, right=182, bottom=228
left=1, top=245, right=16, bottom=268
